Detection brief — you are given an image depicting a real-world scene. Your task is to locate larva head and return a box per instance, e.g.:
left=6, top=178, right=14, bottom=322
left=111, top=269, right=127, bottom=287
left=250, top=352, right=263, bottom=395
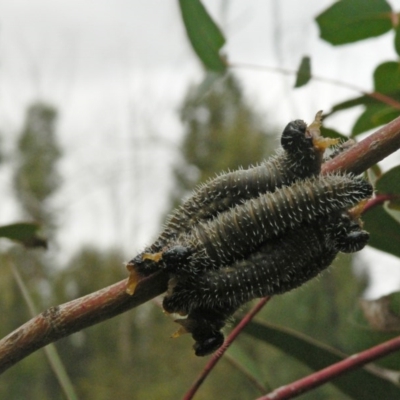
left=338, top=230, right=370, bottom=253
left=327, top=211, right=370, bottom=253
left=281, top=119, right=311, bottom=154
left=175, top=311, right=226, bottom=356
left=280, top=116, right=325, bottom=177
left=193, top=331, right=224, bottom=357
left=162, top=245, right=193, bottom=271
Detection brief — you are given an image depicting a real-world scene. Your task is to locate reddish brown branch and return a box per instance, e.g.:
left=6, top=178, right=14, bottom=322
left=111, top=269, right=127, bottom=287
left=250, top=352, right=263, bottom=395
left=322, top=115, right=400, bottom=175
left=1, top=117, right=400, bottom=375
left=363, top=194, right=400, bottom=213
left=0, top=271, right=169, bottom=374
left=256, top=333, right=400, bottom=400
left=183, top=297, right=271, bottom=400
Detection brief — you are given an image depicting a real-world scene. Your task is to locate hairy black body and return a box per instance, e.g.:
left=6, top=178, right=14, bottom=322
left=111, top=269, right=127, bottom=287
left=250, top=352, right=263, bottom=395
left=135, top=174, right=371, bottom=277
left=164, top=212, right=369, bottom=356
left=131, top=114, right=335, bottom=276
left=126, top=112, right=372, bottom=356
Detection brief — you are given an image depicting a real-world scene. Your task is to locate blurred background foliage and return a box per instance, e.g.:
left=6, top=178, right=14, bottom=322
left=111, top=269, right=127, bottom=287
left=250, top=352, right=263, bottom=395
left=1, top=0, right=400, bottom=399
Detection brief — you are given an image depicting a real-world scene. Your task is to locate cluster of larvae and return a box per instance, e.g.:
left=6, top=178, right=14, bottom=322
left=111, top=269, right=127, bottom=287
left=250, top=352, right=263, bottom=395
left=126, top=111, right=373, bottom=356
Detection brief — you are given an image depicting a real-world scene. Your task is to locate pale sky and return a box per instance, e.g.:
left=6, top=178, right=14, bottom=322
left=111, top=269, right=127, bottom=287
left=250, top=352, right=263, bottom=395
left=0, top=0, right=399, bottom=297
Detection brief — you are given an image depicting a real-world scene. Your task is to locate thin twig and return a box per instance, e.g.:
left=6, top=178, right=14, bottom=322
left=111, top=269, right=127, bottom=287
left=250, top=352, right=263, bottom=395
left=182, top=297, right=270, bottom=400
left=230, top=62, right=400, bottom=111
left=0, top=117, right=400, bottom=375
left=256, top=333, right=400, bottom=400
left=363, top=194, right=399, bottom=213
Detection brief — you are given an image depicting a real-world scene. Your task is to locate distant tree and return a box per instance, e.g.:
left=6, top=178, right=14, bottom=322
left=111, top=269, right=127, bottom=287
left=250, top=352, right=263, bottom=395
left=171, top=72, right=277, bottom=208
left=0, top=102, right=63, bottom=399
left=13, top=102, right=61, bottom=232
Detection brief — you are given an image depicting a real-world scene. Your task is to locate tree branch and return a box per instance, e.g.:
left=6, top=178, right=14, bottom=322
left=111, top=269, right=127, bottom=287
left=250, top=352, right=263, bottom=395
left=0, top=271, right=169, bottom=374
left=183, top=297, right=271, bottom=400
left=1, top=116, right=400, bottom=375
left=256, top=333, right=400, bottom=400
left=321, top=115, right=400, bottom=175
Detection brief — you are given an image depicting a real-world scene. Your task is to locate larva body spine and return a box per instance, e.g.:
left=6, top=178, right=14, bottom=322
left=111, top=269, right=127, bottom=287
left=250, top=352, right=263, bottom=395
left=125, top=111, right=372, bottom=357
left=163, top=212, right=369, bottom=356
left=163, top=212, right=368, bottom=316
left=164, top=174, right=372, bottom=275
left=149, top=118, right=325, bottom=251
left=130, top=114, right=338, bottom=278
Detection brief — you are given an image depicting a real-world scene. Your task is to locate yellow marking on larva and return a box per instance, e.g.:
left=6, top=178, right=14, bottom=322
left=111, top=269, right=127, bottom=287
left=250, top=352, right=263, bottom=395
left=171, top=325, right=189, bottom=338
left=348, top=199, right=368, bottom=221
left=126, top=262, right=141, bottom=295
left=308, top=110, right=339, bottom=152
left=142, top=252, right=163, bottom=262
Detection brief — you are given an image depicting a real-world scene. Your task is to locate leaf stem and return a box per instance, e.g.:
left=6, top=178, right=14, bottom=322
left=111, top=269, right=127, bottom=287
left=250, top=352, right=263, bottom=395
left=363, top=194, right=399, bottom=213
left=230, top=62, right=400, bottom=111
left=182, top=297, right=270, bottom=400
left=256, top=333, right=400, bottom=400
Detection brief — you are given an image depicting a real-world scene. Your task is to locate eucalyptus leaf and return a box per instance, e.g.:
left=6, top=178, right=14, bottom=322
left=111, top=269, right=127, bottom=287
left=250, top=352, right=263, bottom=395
left=351, top=104, right=399, bottom=136
left=374, top=61, right=400, bottom=93
left=244, top=320, right=400, bottom=399
left=294, top=56, right=311, bottom=88
left=395, top=22, right=400, bottom=56
left=363, top=206, right=400, bottom=258
left=326, top=95, right=376, bottom=117
left=316, top=0, right=392, bottom=45
left=0, top=223, right=46, bottom=248
left=179, top=0, right=226, bottom=72
left=376, top=165, right=400, bottom=195
left=227, top=343, right=267, bottom=390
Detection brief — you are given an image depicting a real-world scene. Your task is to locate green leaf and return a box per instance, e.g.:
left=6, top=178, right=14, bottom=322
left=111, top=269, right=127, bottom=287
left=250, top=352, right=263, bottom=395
left=351, top=104, right=400, bottom=136
left=327, top=62, right=400, bottom=134
left=244, top=320, right=400, bottom=399
left=363, top=206, right=400, bottom=258
left=316, top=0, right=392, bottom=45
left=227, top=343, right=267, bottom=390
left=376, top=166, right=400, bottom=195
left=0, top=222, right=47, bottom=248
left=326, top=95, right=376, bottom=117
left=387, top=198, right=400, bottom=211
left=394, top=21, right=400, bottom=56
left=179, top=0, right=226, bottom=72
left=384, top=204, right=400, bottom=223
left=294, top=56, right=311, bottom=88
left=376, top=166, right=400, bottom=217
left=374, top=61, right=400, bottom=93
left=350, top=300, right=400, bottom=372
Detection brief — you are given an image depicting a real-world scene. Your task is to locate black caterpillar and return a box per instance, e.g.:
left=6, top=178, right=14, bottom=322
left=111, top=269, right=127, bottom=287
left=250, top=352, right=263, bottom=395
left=131, top=112, right=338, bottom=277
left=159, top=118, right=326, bottom=240
left=164, top=211, right=369, bottom=356
left=126, top=112, right=371, bottom=356
left=146, top=174, right=372, bottom=276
